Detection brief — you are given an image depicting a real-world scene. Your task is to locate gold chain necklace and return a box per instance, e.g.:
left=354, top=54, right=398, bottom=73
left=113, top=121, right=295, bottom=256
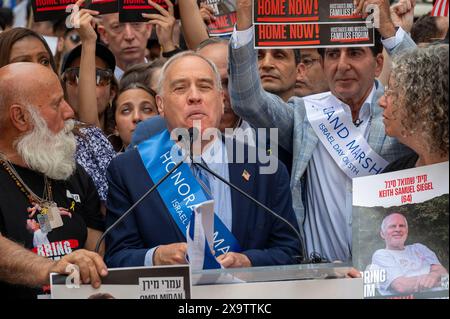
left=0, top=152, right=63, bottom=233
left=0, top=153, right=53, bottom=205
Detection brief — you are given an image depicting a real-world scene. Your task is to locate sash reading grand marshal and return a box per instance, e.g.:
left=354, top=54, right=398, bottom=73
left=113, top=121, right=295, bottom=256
left=305, top=92, right=388, bottom=178
left=137, top=129, right=242, bottom=261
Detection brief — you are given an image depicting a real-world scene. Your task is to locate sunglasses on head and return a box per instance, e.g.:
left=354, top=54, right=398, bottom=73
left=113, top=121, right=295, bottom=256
left=62, top=67, right=113, bottom=86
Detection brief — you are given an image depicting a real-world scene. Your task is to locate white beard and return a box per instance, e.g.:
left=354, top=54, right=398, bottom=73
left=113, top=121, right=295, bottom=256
left=15, top=106, right=77, bottom=181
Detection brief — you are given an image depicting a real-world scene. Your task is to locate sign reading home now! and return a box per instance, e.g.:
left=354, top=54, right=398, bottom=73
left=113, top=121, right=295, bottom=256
left=119, top=0, right=180, bottom=22
left=253, top=0, right=363, bottom=24
left=255, top=22, right=373, bottom=48
left=201, top=0, right=237, bottom=36
left=32, top=0, right=118, bottom=22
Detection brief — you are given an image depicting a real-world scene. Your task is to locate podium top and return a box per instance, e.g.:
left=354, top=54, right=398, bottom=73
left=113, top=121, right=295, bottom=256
left=191, top=263, right=353, bottom=286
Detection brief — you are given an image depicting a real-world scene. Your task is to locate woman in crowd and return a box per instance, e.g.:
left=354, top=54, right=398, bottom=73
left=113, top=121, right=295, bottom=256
left=61, top=42, right=118, bottom=137
left=380, top=44, right=448, bottom=172
left=109, top=82, right=159, bottom=152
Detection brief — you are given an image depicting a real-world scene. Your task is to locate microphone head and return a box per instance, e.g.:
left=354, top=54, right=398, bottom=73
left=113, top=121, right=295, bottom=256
left=188, top=127, right=200, bottom=143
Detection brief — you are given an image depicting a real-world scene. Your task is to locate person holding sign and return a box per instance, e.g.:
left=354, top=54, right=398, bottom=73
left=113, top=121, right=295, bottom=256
left=380, top=44, right=449, bottom=173
left=105, top=51, right=301, bottom=269
left=228, top=0, right=416, bottom=263
left=371, top=213, right=448, bottom=296
left=97, top=8, right=152, bottom=79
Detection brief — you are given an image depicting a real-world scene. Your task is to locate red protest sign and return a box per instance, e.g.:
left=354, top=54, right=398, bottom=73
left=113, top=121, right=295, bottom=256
left=255, top=22, right=374, bottom=48
left=253, top=0, right=363, bottom=24
left=119, top=0, right=179, bottom=22
left=201, top=0, right=236, bottom=36
left=31, top=0, right=118, bottom=22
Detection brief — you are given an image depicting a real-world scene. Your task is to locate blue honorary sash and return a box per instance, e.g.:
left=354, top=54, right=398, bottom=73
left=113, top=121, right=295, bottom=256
left=137, top=130, right=242, bottom=260
left=187, top=206, right=222, bottom=270
left=305, top=93, right=389, bottom=178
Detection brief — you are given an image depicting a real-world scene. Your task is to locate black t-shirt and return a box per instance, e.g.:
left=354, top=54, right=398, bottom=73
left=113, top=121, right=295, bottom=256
left=0, top=163, right=104, bottom=299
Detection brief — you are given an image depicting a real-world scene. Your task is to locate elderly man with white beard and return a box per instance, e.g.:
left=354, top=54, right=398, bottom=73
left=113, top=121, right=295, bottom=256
left=0, top=63, right=108, bottom=299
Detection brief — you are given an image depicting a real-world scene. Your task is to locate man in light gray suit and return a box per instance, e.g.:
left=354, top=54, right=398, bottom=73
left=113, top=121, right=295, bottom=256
left=228, top=0, right=416, bottom=263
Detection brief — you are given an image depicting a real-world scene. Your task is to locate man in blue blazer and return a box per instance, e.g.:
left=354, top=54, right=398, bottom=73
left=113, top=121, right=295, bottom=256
left=105, top=51, right=301, bottom=268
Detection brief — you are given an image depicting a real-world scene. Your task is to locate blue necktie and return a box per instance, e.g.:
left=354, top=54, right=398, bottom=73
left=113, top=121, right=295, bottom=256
left=191, top=162, right=212, bottom=200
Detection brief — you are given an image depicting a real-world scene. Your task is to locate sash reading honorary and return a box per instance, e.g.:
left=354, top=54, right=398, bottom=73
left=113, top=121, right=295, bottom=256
left=305, top=92, right=388, bottom=178
left=137, top=130, right=241, bottom=269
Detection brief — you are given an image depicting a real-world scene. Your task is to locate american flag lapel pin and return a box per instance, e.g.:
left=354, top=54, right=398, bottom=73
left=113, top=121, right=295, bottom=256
left=242, top=169, right=251, bottom=182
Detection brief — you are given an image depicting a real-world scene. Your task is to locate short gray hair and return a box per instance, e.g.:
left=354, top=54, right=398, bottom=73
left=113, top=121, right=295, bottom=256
left=390, top=44, right=449, bottom=156
left=157, top=51, right=223, bottom=95
left=197, top=37, right=229, bottom=51
left=381, top=213, right=408, bottom=234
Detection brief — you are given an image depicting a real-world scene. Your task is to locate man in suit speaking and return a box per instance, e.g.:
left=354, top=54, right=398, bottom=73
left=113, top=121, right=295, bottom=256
left=104, top=51, right=301, bottom=269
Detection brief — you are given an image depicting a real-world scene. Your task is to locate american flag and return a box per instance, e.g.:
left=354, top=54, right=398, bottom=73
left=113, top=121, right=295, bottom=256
left=431, top=0, right=449, bottom=17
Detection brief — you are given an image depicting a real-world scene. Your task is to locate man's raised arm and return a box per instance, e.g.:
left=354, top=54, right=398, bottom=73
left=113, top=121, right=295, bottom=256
left=228, top=0, right=298, bottom=153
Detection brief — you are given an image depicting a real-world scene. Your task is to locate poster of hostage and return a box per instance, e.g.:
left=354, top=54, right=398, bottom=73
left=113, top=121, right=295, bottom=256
left=255, top=22, right=373, bottom=49
left=31, top=0, right=118, bottom=22
left=253, top=0, right=363, bottom=24
left=352, top=162, right=449, bottom=299
left=200, top=0, right=236, bottom=36
left=51, top=265, right=191, bottom=299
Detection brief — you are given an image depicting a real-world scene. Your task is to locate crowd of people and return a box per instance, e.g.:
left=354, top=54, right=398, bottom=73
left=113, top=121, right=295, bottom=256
left=0, top=0, right=448, bottom=299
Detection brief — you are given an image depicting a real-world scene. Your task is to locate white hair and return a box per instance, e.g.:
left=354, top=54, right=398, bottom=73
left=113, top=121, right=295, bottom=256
left=157, top=51, right=223, bottom=96
left=381, top=213, right=408, bottom=234
left=14, top=105, right=76, bottom=180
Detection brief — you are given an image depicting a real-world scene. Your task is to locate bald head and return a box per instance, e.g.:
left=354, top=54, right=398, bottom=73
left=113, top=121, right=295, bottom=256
left=0, top=63, right=60, bottom=125
left=0, top=62, right=72, bottom=136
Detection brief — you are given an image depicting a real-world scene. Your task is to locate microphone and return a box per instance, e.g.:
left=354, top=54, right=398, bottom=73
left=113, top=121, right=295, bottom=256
left=94, top=134, right=188, bottom=253
left=188, top=127, right=199, bottom=160
left=187, top=129, right=309, bottom=264
left=354, top=119, right=364, bottom=127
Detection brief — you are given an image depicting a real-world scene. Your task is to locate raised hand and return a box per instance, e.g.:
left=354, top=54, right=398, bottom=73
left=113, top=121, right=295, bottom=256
left=236, top=0, right=253, bottom=30
left=390, top=0, right=415, bottom=33
left=71, top=0, right=99, bottom=44
left=142, top=0, right=177, bottom=53
left=354, top=0, right=397, bottom=38
left=199, top=2, right=217, bottom=25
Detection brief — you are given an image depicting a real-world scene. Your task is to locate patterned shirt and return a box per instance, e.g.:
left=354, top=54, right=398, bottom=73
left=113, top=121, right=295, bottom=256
left=75, top=124, right=116, bottom=201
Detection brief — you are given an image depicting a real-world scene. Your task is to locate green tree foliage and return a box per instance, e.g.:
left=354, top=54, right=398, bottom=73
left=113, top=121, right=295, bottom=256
left=353, top=194, right=449, bottom=270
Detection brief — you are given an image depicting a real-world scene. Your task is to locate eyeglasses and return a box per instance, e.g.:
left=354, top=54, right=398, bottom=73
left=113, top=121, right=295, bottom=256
left=300, top=57, right=321, bottom=69
left=68, top=33, right=81, bottom=45
left=62, top=67, right=113, bottom=86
